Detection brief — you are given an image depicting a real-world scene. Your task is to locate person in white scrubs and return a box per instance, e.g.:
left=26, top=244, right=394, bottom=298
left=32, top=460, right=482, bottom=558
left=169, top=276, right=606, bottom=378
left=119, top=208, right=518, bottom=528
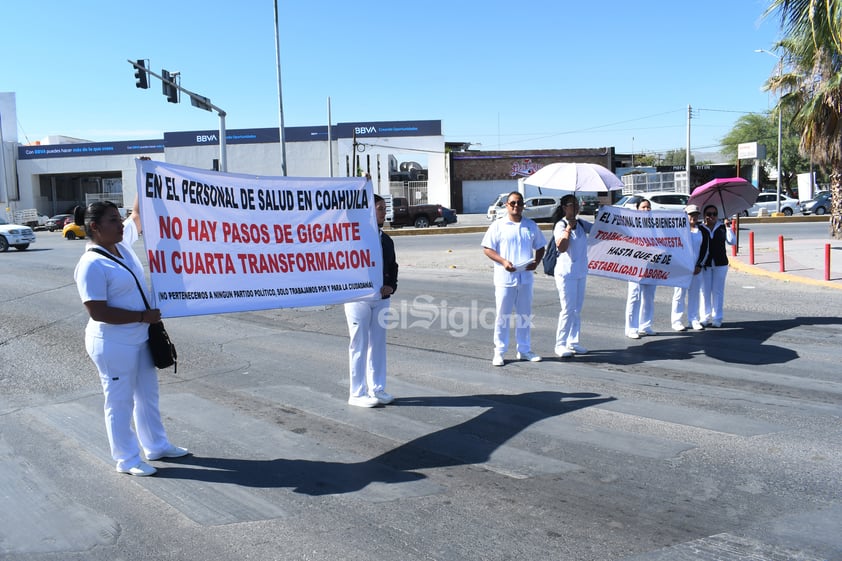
left=344, top=194, right=399, bottom=408
left=671, top=204, right=708, bottom=331
left=700, top=204, right=735, bottom=327
left=482, top=191, right=546, bottom=366
left=74, top=198, right=188, bottom=477
left=551, top=194, right=592, bottom=358
left=625, top=198, right=656, bottom=339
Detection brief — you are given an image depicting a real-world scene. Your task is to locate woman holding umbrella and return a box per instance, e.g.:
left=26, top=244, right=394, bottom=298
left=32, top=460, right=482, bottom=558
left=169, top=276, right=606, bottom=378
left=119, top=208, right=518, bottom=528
left=699, top=205, right=735, bottom=327
left=551, top=194, right=592, bottom=358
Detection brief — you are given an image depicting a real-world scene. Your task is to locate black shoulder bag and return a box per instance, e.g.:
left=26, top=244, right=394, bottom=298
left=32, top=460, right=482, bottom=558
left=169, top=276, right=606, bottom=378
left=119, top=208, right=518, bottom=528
left=88, top=248, right=177, bottom=372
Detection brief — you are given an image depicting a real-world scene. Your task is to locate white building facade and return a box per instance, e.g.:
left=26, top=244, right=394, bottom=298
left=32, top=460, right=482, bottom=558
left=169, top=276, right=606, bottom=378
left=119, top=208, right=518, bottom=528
left=9, top=117, right=449, bottom=218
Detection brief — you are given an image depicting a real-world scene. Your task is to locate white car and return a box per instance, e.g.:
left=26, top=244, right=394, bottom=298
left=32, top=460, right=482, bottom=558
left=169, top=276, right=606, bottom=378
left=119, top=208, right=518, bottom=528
left=486, top=193, right=509, bottom=220
left=494, top=196, right=560, bottom=223
left=614, top=191, right=690, bottom=211
left=0, top=218, right=37, bottom=252
left=746, top=192, right=800, bottom=216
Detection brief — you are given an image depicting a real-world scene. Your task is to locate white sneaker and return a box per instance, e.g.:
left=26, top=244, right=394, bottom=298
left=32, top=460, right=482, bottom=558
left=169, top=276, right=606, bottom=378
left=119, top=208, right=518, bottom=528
left=555, top=348, right=574, bottom=358
left=626, top=331, right=641, bottom=339
left=638, top=327, right=655, bottom=336
left=712, top=321, right=722, bottom=328
left=691, top=321, right=705, bottom=331
left=370, top=390, right=394, bottom=405
left=672, top=322, right=686, bottom=332
left=348, top=395, right=380, bottom=408
left=146, top=445, right=190, bottom=461
left=567, top=344, right=588, bottom=355
left=516, top=351, right=542, bottom=362
left=492, top=353, right=504, bottom=366
left=117, top=461, right=157, bottom=476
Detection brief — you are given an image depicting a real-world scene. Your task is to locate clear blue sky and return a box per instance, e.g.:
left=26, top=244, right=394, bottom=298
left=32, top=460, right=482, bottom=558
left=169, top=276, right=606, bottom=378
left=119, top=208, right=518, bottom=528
left=0, top=0, right=782, bottom=157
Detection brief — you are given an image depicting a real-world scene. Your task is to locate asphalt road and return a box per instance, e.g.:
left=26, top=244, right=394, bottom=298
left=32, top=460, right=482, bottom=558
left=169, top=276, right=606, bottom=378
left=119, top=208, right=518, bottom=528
left=1, top=227, right=841, bottom=561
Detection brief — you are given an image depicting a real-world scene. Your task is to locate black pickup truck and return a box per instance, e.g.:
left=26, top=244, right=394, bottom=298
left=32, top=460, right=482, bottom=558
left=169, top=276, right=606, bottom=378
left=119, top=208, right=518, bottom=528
left=389, top=197, right=457, bottom=228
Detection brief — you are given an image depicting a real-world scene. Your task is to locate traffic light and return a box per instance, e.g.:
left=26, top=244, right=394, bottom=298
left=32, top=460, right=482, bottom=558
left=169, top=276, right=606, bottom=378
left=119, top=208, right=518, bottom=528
left=134, top=59, right=149, bottom=89
left=161, top=69, right=179, bottom=103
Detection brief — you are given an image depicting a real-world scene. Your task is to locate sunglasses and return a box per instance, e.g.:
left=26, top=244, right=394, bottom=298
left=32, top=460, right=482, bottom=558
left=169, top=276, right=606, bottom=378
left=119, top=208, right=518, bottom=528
left=705, top=212, right=718, bottom=217
left=507, top=201, right=524, bottom=207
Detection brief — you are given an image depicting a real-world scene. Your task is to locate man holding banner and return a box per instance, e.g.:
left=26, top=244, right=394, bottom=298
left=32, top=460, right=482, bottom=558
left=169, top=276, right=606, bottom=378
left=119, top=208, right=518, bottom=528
left=344, top=194, right=398, bottom=408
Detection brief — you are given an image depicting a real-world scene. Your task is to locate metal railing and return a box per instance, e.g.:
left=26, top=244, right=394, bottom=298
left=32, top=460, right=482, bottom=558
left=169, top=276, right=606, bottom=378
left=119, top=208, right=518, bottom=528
left=389, top=181, right=428, bottom=204
left=621, top=172, right=689, bottom=194
left=85, top=192, right=125, bottom=208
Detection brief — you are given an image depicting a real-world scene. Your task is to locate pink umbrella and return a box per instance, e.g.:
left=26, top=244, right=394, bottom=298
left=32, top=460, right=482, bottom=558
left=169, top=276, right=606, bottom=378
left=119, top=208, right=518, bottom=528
left=688, top=177, right=758, bottom=218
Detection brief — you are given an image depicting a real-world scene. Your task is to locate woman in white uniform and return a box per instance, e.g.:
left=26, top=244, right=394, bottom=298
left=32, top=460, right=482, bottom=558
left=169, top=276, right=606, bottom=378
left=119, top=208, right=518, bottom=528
left=670, top=204, right=708, bottom=331
left=699, top=204, right=735, bottom=327
left=74, top=199, right=188, bottom=477
left=551, top=194, right=592, bottom=358
left=625, top=198, right=656, bottom=339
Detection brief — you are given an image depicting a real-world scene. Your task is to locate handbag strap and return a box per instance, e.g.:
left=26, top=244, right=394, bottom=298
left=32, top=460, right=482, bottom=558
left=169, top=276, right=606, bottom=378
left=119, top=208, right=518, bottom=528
left=88, top=247, right=152, bottom=310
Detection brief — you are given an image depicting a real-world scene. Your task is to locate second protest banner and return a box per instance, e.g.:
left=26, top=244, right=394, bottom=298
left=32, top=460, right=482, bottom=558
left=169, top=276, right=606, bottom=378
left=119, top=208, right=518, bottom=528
left=587, top=205, right=694, bottom=288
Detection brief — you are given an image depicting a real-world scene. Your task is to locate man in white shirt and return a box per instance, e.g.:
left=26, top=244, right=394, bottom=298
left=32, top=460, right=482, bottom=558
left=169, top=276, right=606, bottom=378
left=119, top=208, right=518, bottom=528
left=481, top=191, right=546, bottom=366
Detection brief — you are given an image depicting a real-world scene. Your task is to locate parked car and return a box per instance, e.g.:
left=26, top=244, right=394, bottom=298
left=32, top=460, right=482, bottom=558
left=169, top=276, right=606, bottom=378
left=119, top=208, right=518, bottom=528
left=0, top=218, right=36, bottom=252
left=578, top=196, right=600, bottom=215
left=495, top=196, right=560, bottom=222
left=389, top=197, right=454, bottom=228
left=45, top=213, right=73, bottom=231
left=62, top=221, right=86, bottom=240
left=486, top=193, right=509, bottom=220
left=747, top=192, right=800, bottom=216
left=800, top=191, right=831, bottom=215
left=615, top=191, right=690, bottom=211
left=441, top=207, right=458, bottom=225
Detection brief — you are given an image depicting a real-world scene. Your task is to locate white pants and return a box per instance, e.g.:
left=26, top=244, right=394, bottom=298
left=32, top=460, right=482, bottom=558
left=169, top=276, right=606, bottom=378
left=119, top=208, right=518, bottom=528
left=86, top=335, right=170, bottom=471
left=701, top=265, right=728, bottom=324
left=672, top=271, right=704, bottom=325
left=493, top=283, right=534, bottom=354
left=625, top=282, right=655, bottom=334
left=554, top=275, right=586, bottom=352
left=344, top=298, right=389, bottom=398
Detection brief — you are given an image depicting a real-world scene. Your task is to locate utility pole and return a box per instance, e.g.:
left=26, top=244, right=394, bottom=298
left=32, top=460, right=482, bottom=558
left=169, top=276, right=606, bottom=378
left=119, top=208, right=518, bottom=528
left=273, top=0, right=287, bottom=176
left=127, top=59, right=228, bottom=172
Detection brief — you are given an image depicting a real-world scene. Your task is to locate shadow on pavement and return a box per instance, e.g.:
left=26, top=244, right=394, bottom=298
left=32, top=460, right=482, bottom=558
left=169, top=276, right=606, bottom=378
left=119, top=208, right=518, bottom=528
left=577, top=316, right=842, bottom=366
left=154, top=391, right=615, bottom=495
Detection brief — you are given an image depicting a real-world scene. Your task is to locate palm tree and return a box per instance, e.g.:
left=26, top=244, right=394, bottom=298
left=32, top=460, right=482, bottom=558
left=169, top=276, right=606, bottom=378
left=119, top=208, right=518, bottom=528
left=763, top=0, right=842, bottom=238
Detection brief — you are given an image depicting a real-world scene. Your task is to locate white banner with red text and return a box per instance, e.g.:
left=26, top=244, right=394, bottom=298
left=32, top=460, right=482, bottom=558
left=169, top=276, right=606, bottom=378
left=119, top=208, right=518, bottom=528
left=136, top=160, right=382, bottom=317
left=587, top=206, right=694, bottom=288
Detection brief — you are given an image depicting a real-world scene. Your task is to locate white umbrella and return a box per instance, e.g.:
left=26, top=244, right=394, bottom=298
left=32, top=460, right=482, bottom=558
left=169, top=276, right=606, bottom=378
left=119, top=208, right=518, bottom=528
left=523, top=162, right=624, bottom=193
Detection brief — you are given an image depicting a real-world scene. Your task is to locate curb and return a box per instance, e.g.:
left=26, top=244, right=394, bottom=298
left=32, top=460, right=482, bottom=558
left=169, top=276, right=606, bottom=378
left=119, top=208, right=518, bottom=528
left=729, top=257, right=842, bottom=290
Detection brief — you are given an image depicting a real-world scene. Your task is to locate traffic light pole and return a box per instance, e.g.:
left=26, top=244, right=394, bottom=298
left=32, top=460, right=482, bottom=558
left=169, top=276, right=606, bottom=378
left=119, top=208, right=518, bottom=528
left=128, top=59, right=227, bottom=172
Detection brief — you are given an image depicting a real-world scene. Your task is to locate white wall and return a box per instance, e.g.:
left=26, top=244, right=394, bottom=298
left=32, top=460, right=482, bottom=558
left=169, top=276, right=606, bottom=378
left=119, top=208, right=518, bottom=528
left=461, top=179, right=518, bottom=214
left=15, top=152, right=161, bottom=212
left=14, top=133, right=448, bottom=214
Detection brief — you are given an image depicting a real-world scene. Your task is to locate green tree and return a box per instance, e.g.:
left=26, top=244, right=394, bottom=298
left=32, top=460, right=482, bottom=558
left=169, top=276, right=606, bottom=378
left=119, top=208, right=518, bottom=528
left=634, top=153, right=657, bottom=167
left=662, top=149, right=694, bottom=166
left=764, top=0, right=842, bottom=237
left=720, top=111, right=808, bottom=195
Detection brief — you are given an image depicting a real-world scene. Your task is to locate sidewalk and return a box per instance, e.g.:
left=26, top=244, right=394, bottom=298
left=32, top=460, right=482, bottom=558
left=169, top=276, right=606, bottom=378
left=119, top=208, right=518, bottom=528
left=729, top=235, right=842, bottom=290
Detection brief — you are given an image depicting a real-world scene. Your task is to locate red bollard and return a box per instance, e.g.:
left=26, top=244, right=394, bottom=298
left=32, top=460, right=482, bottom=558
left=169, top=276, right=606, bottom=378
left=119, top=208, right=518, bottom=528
left=749, top=231, right=755, bottom=265
left=778, top=235, right=785, bottom=272
left=826, top=244, right=831, bottom=281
